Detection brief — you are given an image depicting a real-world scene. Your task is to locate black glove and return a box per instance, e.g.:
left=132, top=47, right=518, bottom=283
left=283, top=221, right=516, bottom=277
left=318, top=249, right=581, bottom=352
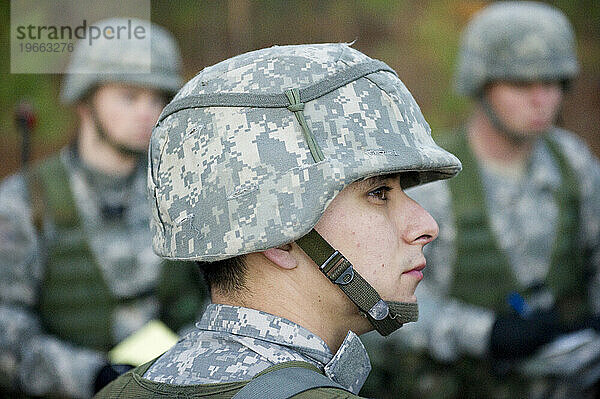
left=93, top=363, right=134, bottom=394
left=489, top=311, right=564, bottom=360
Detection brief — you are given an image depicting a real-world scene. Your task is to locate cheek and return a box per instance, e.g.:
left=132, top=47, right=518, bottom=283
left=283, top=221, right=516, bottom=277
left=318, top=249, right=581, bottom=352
left=315, top=193, right=399, bottom=273
left=496, top=93, right=526, bottom=118
left=338, top=214, right=397, bottom=270
left=150, top=106, right=164, bottom=122
left=152, top=100, right=166, bottom=115
left=548, top=93, right=563, bottom=113
left=97, top=99, right=128, bottom=125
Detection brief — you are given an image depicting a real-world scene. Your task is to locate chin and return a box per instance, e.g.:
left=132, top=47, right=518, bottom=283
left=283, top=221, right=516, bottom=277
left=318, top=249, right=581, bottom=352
left=527, top=122, right=552, bottom=134
left=387, top=292, right=417, bottom=303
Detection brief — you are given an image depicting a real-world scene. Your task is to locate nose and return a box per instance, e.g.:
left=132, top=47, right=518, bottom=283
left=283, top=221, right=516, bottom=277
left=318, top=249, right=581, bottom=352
left=403, top=197, right=439, bottom=246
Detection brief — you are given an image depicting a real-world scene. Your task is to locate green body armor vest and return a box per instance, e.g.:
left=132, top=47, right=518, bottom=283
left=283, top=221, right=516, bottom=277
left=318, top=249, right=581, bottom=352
left=444, top=131, right=589, bottom=320
left=28, top=154, right=207, bottom=352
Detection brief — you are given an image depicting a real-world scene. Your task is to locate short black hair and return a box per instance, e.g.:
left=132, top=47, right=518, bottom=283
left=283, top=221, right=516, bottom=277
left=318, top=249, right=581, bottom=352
left=196, top=256, right=247, bottom=295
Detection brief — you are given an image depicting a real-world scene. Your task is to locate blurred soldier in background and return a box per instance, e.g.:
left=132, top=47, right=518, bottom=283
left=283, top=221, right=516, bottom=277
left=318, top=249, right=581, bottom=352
left=0, top=18, right=207, bottom=398
left=362, top=2, right=600, bottom=398
left=96, top=43, right=462, bottom=398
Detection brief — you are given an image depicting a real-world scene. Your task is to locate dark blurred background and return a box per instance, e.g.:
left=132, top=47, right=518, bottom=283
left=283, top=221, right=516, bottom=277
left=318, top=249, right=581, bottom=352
left=1, top=0, right=599, bottom=179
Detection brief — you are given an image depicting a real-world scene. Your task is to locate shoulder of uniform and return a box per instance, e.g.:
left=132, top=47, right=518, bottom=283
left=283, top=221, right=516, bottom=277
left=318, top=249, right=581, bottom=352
left=548, top=128, right=589, bottom=158
left=0, top=171, right=29, bottom=203
left=546, top=128, right=599, bottom=172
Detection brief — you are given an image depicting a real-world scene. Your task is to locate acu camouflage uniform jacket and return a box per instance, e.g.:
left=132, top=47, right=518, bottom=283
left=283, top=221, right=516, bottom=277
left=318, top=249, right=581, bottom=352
left=96, top=304, right=371, bottom=398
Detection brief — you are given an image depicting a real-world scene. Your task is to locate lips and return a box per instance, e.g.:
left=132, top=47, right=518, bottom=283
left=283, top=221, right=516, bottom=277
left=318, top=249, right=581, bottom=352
left=403, top=263, right=425, bottom=280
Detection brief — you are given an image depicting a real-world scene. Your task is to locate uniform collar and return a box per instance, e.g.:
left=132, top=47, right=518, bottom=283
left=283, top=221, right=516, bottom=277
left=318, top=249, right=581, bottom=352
left=197, top=303, right=371, bottom=394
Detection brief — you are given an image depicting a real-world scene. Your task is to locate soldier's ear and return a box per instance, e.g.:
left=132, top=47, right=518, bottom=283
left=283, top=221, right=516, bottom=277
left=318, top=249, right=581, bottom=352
left=75, top=88, right=99, bottom=120
left=263, top=245, right=297, bottom=270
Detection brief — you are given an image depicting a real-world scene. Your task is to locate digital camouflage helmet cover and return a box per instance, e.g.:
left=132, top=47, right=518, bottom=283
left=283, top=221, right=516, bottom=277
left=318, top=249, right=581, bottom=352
left=61, top=18, right=183, bottom=104
left=455, top=1, right=578, bottom=97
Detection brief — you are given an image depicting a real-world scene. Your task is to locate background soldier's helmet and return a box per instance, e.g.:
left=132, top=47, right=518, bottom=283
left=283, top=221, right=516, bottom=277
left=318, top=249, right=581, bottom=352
left=455, top=1, right=579, bottom=97
left=61, top=18, right=183, bottom=104
left=149, top=43, right=461, bottom=261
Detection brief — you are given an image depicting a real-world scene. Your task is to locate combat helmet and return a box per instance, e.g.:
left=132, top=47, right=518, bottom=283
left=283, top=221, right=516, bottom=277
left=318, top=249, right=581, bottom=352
left=61, top=18, right=183, bottom=104
left=455, top=1, right=578, bottom=97
left=149, top=43, right=461, bottom=335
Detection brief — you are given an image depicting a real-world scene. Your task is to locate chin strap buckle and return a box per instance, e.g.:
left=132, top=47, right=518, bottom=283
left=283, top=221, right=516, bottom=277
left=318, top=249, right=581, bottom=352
left=319, top=250, right=355, bottom=285
left=368, top=299, right=390, bottom=320
left=334, top=264, right=355, bottom=286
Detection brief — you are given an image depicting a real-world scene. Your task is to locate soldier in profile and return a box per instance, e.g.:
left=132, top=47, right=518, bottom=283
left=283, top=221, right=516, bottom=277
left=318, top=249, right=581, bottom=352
left=96, top=42, right=462, bottom=398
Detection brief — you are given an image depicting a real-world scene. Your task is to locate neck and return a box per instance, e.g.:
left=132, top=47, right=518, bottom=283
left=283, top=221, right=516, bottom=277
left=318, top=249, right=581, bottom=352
left=77, top=122, right=138, bottom=176
left=467, top=110, right=535, bottom=169
left=212, top=251, right=366, bottom=353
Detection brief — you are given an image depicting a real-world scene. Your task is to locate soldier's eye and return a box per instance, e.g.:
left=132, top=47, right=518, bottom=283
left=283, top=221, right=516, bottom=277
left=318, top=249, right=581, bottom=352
left=368, top=186, right=391, bottom=202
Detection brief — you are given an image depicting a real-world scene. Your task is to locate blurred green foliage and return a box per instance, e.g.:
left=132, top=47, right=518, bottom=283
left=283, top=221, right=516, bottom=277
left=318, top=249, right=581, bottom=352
left=1, top=0, right=599, bottom=178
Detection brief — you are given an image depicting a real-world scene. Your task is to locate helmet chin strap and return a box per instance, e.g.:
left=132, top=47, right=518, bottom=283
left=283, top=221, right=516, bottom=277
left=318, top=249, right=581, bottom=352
left=88, top=103, right=147, bottom=158
left=296, top=229, right=418, bottom=336
left=478, top=94, right=547, bottom=145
